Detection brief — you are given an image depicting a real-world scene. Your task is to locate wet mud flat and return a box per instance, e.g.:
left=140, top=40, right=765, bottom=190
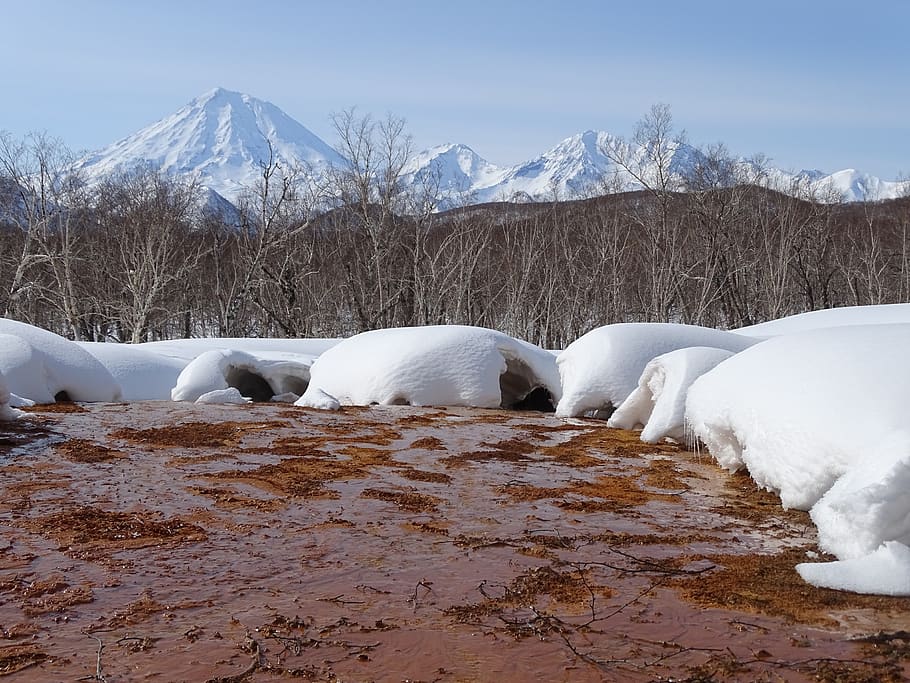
left=0, top=403, right=907, bottom=682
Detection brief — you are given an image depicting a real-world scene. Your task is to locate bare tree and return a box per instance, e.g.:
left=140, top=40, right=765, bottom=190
left=93, top=167, right=204, bottom=342
left=600, top=104, right=689, bottom=321
left=328, top=109, right=415, bottom=330
left=0, top=131, right=92, bottom=337
left=211, top=139, right=323, bottom=337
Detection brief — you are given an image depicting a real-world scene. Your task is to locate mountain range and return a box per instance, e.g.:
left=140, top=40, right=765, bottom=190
left=76, top=88, right=908, bottom=211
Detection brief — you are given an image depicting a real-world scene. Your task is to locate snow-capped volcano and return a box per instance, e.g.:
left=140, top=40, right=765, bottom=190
left=76, top=87, right=907, bottom=209
left=78, top=88, right=344, bottom=203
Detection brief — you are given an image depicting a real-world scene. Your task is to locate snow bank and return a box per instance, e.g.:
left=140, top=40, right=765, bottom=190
left=297, top=325, right=561, bottom=410
left=608, top=347, right=735, bottom=444
left=140, top=337, right=339, bottom=363
left=687, top=324, right=910, bottom=594
left=78, top=342, right=188, bottom=401
left=555, top=323, right=756, bottom=418
left=0, top=321, right=121, bottom=403
left=737, top=303, right=910, bottom=337
left=796, top=542, right=910, bottom=596
left=172, top=349, right=316, bottom=402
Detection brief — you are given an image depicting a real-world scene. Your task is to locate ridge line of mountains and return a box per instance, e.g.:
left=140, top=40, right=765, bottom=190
left=75, top=87, right=908, bottom=211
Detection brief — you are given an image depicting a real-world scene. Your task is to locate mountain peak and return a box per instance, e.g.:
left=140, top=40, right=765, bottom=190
left=78, top=88, right=344, bottom=202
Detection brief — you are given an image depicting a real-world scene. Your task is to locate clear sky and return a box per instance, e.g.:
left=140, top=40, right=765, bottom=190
left=2, top=0, right=908, bottom=178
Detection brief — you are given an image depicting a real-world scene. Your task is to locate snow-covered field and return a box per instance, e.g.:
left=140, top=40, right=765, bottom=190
left=2, top=304, right=910, bottom=596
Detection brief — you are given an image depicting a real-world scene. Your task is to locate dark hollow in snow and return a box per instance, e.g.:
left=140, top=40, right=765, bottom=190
left=499, top=358, right=555, bottom=412
left=224, top=367, right=276, bottom=402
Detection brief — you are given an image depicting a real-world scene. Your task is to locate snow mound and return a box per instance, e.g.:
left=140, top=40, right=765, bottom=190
left=0, top=321, right=121, bottom=403
left=687, top=324, right=910, bottom=594
left=296, top=326, right=560, bottom=410
left=555, top=323, right=756, bottom=418
left=171, top=349, right=316, bottom=402
left=608, top=347, right=735, bottom=444
left=796, top=542, right=910, bottom=596
left=78, top=342, right=188, bottom=400
left=737, top=303, right=910, bottom=337
left=195, top=388, right=251, bottom=405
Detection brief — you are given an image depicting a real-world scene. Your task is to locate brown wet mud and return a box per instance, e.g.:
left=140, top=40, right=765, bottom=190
left=0, top=402, right=906, bottom=682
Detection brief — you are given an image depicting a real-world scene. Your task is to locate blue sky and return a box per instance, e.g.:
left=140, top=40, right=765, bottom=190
left=2, top=0, right=908, bottom=178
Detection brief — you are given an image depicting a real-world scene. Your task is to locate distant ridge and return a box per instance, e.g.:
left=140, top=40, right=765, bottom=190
left=77, top=88, right=909, bottom=208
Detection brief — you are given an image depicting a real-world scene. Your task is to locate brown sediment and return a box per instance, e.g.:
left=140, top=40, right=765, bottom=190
left=252, top=435, right=334, bottom=456
left=186, top=485, right=283, bottom=512
left=396, top=411, right=450, bottom=427
left=55, top=438, right=123, bottom=463
left=0, top=403, right=906, bottom=682
left=559, top=474, right=682, bottom=511
left=207, top=456, right=351, bottom=498
left=497, top=483, right=563, bottom=501
left=0, top=644, right=47, bottom=675
left=442, top=437, right=537, bottom=467
left=404, top=521, right=449, bottom=536
left=361, top=488, right=441, bottom=513
left=395, top=467, right=451, bottom=484
left=111, top=420, right=285, bottom=448
left=673, top=548, right=910, bottom=626
left=315, top=422, right=402, bottom=446
left=106, top=591, right=210, bottom=629
left=336, top=444, right=394, bottom=466
left=31, top=506, right=205, bottom=551
left=715, top=470, right=811, bottom=526
left=533, top=426, right=678, bottom=469
left=22, top=402, right=87, bottom=413
left=642, top=456, right=702, bottom=490
left=445, top=563, right=611, bottom=627
left=0, top=575, right=94, bottom=616
left=590, top=531, right=717, bottom=547
left=409, top=436, right=446, bottom=450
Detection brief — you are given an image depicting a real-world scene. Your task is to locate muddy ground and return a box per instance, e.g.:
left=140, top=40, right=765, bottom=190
left=0, top=402, right=906, bottom=682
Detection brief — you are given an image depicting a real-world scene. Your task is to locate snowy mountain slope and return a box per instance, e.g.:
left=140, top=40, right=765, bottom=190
left=74, top=88, right=907, bottom=210
left=401, top=143, right=508, bottom=207
left=77, top=88, right=345, bottom=204
left=814, top=169, right=907, bottom=202
left=476, top=130, right=623, bottom=203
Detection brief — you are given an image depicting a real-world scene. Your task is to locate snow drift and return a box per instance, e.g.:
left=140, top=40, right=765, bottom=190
left=686, top=324, right=910, bottom=594
left=0, top=320, right=121, bottom=403
left=78, top=342, right=188, bottom=401
left=608, top=347, right=735, bottom=444
left=297, top=326, right=561, bottom=410
left=555, top=323, right=756, bottom=418
left=737, top=303, right=910, bottom=337
left=139, top=337, right=339, bottom=363
left=171, top=349, right=317, bottom=403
